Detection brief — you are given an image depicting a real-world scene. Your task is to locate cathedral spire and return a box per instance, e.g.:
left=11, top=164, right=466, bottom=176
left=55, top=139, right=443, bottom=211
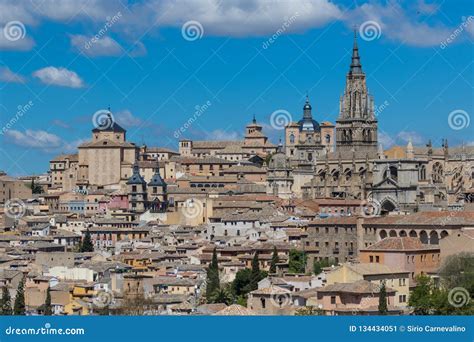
left=303, top=95, right=312, bottom=120
left=349, top=29, right=363, bottom=75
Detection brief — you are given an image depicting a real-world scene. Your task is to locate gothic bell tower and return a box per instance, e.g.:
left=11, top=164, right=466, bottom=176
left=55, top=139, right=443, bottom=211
left=336, top=31, right=378, bottom=155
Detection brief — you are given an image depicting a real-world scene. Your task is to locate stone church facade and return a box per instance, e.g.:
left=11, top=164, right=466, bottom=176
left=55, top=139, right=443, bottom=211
left=271, top=32, right=473, bottom=214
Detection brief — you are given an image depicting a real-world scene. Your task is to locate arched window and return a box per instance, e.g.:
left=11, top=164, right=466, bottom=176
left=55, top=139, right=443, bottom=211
left=432, top=162, right=443, bottom=183
left=389, top=166, right=398, bottom=182
left=419, top=165, right=426, bottom=180
left=325, top=134, right=331, bottom=144
left=289, top=133, right=295, bottom=144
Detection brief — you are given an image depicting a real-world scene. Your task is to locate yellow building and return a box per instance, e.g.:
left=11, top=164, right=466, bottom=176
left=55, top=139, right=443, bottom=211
left=326, top=263, right=410, bottom=308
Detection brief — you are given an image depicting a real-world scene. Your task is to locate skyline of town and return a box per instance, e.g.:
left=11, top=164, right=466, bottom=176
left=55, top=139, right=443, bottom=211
left=0, top=0, right=473, bottom=175
left=0, top=0, right=472, bottom=323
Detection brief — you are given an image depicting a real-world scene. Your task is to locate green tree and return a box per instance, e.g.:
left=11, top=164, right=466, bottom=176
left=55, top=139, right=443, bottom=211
left=248, top=252, right=261, bottom=292
left=44, top=286, right=52, bottom=316
left=409, top=274, right=434, bottom=315
left=232, top=268, right=252, bottom=297
left=313, top=258, right=334, bottom=275
left=29, top=178, right=43, bottom=194
left=1, top=287, right=12, bottom=315
left=79, top=229, right=94, bottom=252
left=209, top=285, right=233, bottom=305
left=206, top=248, right=220, bottom=301
left=295, top=306, right=324, bottom=316
left=378, top=282, right=388, bottom=315
left=288, top=249, right=306, bottom=274
left=439, top=253, right=474, bottom=295
left=13, top=278, right=26, bottom=315
left=269, top=246, right=279, bottom=274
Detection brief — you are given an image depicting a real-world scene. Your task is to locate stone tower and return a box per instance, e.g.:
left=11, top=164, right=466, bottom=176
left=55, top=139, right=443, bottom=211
left=336, top=31, right=378, bottom=155
left=126, top=163, right=147, bottom=213
left=147, top=165, right=168, bottom=213
left=266, top=142, right=294, bottom=199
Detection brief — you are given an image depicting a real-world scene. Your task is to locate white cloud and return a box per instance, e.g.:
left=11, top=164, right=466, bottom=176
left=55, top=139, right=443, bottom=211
left=396, top=130, right=424, bottom=145
left=4, top=129, right=86, bottom=153
left=70, top=34, right=123, bottom=57
left=154, top=0, right=342, bottom=37
left=415, top=0, right=439, bottom=15
left=0, top=66, right=25, bottom=83
left=0, top=0, right=119, bottom=24
left=0, top=0, right=470, bottom=49
left=378, top=130, right=425, bottom=149
left=115, top=110, right=143, bottom=127
left=348, top=3, right=453, bottom=47
left=32, top=66, right=84, bottom=88
left=378, top=131, right=396, bottom=149
left=205, top=129, right=241, bottom=141
left=128, top=41, right=147, bottom=57
left=4, top=129, right=62, bottom=149
left=0, top=27, right=34, bottom=51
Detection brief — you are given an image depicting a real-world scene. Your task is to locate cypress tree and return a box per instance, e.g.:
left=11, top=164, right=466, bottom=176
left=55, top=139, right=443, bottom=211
left=378, top=282, right=388, bottom=315
left=249, top=252, right=261, bottom=291
left=80, top=229, right=94, bottom=252
left=44, top=286, right=52, bottom=315
left=206, top=248, right=220, bottom=300
left=13, top=278, right=26, bottom=315
left=269, top=246, right=279, bottom=274
left=1, top=287, right=12, bottom=315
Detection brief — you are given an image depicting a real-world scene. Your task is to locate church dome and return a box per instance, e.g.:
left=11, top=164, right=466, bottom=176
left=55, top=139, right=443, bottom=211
left=268, top=150, right=290, bottom=170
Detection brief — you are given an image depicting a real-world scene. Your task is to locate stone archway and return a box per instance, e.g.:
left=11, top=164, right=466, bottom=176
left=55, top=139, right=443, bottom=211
left=420, top=230, right=428, bottom=244
left=379, top=230, right=388, bottom=240
left=409, top=230, right=418, bottom=238
left=399, top=230, right=407, bottom=237
left=389, top=230, right=397, bottom=237
left=380, top=196, right=398, bottom=216
left=440, top=230, right=449, bottom=239
left=429, top=231, right=439, bottom=245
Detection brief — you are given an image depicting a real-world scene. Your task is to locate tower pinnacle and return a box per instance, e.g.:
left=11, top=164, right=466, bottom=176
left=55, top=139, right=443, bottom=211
left=350, top=29, right=363, bottom=75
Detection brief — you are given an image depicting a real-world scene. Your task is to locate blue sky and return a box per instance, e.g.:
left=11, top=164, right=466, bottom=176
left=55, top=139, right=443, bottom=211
left=0, top=0, right=473, bottom=175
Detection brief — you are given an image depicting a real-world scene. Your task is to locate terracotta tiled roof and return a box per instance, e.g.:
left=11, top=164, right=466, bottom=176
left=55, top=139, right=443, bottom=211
left=362, top=237, right=440, bottom=251
left=319, top=280, right=396, bottom=294
left=214, top=304, right=256, bottom=316
left=308, top=217, right=358, bottom=225
left=364, top=211, right=474, bottom=227
left=345, top=262, right=408, bottom=275
left=250, top=285, right=290, bottom=295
